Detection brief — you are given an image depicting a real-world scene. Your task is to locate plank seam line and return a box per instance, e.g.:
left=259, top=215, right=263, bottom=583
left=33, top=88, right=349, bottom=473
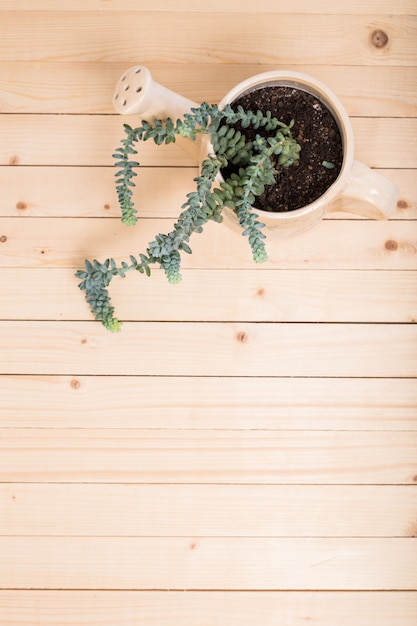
left=0, top=587, right=417, bottom=594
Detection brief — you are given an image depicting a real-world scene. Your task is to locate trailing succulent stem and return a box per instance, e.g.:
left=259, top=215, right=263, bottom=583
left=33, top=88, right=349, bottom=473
left=76, top=102, right=300, bottom=331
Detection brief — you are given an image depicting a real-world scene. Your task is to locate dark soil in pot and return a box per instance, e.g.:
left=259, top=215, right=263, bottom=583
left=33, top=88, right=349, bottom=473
left=221, top=85, right=344, bottom=213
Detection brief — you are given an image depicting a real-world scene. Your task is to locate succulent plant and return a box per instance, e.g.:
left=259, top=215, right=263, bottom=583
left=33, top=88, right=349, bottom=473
left=76, top=102, right=301, bottom=332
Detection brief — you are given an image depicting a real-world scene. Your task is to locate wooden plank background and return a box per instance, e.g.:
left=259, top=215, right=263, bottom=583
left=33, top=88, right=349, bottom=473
left=0, top=1, right=416, bottom=624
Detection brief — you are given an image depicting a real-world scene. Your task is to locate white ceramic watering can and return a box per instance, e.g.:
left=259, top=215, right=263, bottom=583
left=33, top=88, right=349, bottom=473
left=113, top=65, right=399, bottom=234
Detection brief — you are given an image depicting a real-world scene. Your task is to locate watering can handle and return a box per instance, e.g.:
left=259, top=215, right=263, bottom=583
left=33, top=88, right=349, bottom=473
left=329, top=160, right=399, bottom=220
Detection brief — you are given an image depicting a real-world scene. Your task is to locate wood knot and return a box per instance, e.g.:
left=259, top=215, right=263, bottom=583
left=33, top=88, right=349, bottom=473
left=412, top=474, right=417, bottom=483
left=0, top=235, right=7, bottom=243
left=9, top=155, right=19, bottom=165
left=70, top=378, right=81, bottom=390
left=81, top=338, right=88, bottom=345
left=104, top=204, right=111, bottom=210
left=237, top=331, right=248, bottom=343
left=190, top=542, right=197, bottom=550
left=256, top=288, right=265, bottom=298
left=385, top=240, right=398, bottom=251
left=16, top=201, right=27, bottom=210
left=371, top=29, right=389, bottom=49
left=397, top=200, right=408, bottom=210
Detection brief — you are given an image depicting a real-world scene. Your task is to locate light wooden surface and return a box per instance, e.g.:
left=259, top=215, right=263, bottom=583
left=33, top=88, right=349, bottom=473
left=0, top=1, right=416, bottom=624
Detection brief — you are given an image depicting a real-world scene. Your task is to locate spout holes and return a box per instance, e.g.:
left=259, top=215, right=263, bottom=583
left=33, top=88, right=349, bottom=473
left=135, top=68, right=141, bottom=74
left=122, top=100, right=127, bottom=106
left=114, top=93, right=119, bottom=100
left=124, top=84, right=130, bottom=91
left=121, top=75, right=127, bottom=81
left=136, top=86, right=142, bottom=93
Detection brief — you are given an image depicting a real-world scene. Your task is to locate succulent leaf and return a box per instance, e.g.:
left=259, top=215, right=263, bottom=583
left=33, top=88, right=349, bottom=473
left=78, top=102, right=301, bottom=330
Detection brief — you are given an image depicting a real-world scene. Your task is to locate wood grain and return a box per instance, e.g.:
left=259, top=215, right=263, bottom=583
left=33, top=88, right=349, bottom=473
left=0, top=591, right=416, bottom=626
left=1, top=63, right=416, bottom=116
left=1, top=1, right=416, bottom=621
left=1, top=375, right=416, bottom=430
left=1, top=268, right=416, bottom=323
left=1, top=536, right=416, bottom=590
left=2, top=0, right=415, bottom=13
left=1, top=484, right=416, bottom=537
left=0, top=115, right=193, bottom=167
left=0, top=166, right=197, bottom=217
left=0, top=13, right=415, bottom=65
left=0, top=321, right=416, bottom=377
left=1, top=166, right=415, bottom=218
left=1, top=429, right=416, bottom=484
left=1, top=115, right=416, bottom=167
left=1, top=219, right=416, bottom=270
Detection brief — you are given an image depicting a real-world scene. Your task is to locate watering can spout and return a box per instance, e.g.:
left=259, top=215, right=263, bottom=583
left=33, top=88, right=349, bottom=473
left=113, top=65, right=201, bottom=161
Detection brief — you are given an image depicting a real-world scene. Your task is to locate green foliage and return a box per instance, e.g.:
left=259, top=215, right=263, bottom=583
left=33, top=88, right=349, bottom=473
left=76, top=102, right=301, bottom=331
